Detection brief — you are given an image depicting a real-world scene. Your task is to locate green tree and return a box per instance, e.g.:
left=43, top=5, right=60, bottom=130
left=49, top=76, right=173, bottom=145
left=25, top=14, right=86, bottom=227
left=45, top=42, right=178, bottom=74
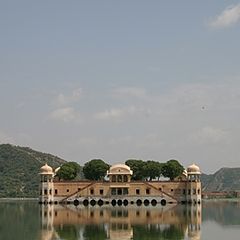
left=56, top=162, right=81, bottom=180
left=125, top=159, right=145, bottom=180
left=83, top=159, right=109, bottom=180
left=162, top=159, right=184, bottom=181
left=143, top=161, right=163, bottom=180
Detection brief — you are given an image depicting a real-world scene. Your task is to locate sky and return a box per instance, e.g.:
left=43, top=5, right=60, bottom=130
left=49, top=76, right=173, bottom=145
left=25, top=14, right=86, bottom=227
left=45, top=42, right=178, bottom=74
left=1, top=1, right=240, bottom=173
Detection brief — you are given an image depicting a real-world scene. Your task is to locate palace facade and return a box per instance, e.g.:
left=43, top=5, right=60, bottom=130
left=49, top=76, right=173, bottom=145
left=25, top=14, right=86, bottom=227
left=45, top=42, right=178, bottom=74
left=39, top=163, right=201, bottom=206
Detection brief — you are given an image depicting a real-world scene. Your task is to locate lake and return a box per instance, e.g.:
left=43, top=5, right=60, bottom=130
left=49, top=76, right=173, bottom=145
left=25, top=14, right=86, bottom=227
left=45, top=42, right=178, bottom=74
left=0, top=200, right=240, bottom=240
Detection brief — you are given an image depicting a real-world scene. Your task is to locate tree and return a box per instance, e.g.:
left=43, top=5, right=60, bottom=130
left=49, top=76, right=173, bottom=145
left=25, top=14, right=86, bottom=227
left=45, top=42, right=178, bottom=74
left=83, top=159, right=109, bottom=180
left=162, top=159, right=184, bottom=181
left=56, top=162, right=81, bottom=181
left=125, top=159, right=145, bottom=180
left=143, top=161, right=163, bottom=181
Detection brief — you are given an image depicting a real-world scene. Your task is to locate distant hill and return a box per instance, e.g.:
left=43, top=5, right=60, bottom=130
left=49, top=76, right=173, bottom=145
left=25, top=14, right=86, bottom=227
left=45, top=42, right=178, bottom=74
left=0, top=144, right=66, bottom=198
left=201, top=167, right=240, bottom=192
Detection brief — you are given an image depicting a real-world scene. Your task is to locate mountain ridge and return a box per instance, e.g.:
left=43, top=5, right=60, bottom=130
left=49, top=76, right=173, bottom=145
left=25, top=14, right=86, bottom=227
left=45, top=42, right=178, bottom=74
left=201, top=167, right=240, bottom=192
left=0, top=144, right=66, bottom=197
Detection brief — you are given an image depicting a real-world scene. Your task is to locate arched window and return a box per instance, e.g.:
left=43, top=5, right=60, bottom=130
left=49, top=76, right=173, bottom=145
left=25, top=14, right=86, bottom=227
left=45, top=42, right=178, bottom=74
left=117, top=175, right=122, bottom=182
left=112, top=175, right=116, bottom=182
left=43, top=176, right=48, bottom=182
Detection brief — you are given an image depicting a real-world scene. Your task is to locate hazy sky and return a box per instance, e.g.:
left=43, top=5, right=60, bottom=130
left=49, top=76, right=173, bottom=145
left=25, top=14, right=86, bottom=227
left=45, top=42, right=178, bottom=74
left=1, top=1, right=240, bottom=173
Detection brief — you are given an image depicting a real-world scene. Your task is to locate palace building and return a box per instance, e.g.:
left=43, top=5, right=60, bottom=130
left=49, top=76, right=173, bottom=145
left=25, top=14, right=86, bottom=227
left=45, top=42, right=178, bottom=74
left=39, top=163, right=201, bottom=206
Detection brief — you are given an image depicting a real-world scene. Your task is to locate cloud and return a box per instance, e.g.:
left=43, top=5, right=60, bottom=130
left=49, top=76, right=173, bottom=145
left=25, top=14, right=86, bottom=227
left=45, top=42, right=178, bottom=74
left=95, top=106, right=138, bottom=121
left=112, top=87, right=147, bottom=98
left=48, top=107, right=80, bottom=123
left=77, top=137, right=98, bottom=145
left=209, top=4, right=240, bottom=28
left=0, top=131, right=15, bottom=144
left=190, top=126, right=229, bottom=144
left=0, top=131, right=31, bottom=145
left=154, top=82, right=240, bottom=117
left=53, top=88, right=82, bottom=106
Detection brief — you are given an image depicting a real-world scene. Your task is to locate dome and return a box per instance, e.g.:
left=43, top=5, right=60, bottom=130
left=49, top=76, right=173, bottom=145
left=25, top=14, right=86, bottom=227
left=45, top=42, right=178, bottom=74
left=187, top=164, right=201, bottom=175
left=40, top=163, right=53, bottom=175
left=107, top=163, right=133, bottom=175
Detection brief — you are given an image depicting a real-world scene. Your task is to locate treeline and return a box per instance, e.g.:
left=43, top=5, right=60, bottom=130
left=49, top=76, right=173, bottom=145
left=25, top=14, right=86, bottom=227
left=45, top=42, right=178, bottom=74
left=56, top=159, right=184, bottom=181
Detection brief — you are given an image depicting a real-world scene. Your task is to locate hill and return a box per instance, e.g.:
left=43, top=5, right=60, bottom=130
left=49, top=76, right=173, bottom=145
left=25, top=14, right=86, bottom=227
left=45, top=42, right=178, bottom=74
left=201, top=167, right=240, bottom=192
left=0, top=144, right=66, bottom=198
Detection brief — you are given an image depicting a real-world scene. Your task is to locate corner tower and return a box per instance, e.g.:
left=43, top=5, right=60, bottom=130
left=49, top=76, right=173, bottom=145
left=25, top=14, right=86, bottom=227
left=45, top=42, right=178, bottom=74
left=39, top=164, right=54, bottom=204
left=186, top=164, right=201, bottom=204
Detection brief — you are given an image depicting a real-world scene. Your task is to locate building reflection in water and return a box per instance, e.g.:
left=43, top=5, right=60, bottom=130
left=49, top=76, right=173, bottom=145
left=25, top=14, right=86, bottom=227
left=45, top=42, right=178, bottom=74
left=40, top=204, right=201, bottom=240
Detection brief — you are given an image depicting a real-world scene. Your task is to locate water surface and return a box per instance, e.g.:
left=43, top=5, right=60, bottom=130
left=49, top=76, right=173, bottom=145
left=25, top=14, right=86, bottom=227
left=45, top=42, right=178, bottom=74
left=0, top=200, right=240, bottom=240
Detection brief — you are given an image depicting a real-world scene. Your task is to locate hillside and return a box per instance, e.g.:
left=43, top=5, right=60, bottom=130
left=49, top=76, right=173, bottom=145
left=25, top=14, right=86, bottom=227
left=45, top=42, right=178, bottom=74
left=0, top=144, right=66, bottom=198
left=201, top=167, right=240, bottom=192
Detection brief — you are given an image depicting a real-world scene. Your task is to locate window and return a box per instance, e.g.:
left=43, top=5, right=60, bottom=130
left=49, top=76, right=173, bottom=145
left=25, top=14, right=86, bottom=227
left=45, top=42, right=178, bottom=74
left=136, top=189, right=140, bottom=195
left=67, top=189, right=69, bottom=193
left=193, top=189, right=196, bottom=195
left=123, top=175, right=128, bottom=182
left=146, top=189, right=150, bottom=194
left=112, top=175, right=116, bottom=182
left=49, top=189, right=52, bottom=195
left=198, top=189, right=200, bottom=195
left=123, top=188, right=128, bottom=195
left=117, top=175, right=122, bottom=182
left=90, top=189, right=94, bottom=195
left=159, top=188, right=162, bottom=191
left=55, top=189, right=58, bottom=195
left=171, top=189, right=173, bottom=192
left=78, top=188, right=81, bottom=191
left=117, top=188, right=122, bottom=195
left=183, top=189, right=186, bottom=195
left=111, top=188, right=116, bottom=195
left=100, top=189, right=104, bottom=195
left=188, top=189, right=191, bottom=195
left=44, top=189, right=47, bottom=195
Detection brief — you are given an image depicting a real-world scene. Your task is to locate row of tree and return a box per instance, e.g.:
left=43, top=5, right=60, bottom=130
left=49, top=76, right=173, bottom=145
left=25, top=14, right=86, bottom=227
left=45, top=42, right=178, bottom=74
left=56, top=159, right=184, bottom=181
left=125, top=159, right=184, bottom=181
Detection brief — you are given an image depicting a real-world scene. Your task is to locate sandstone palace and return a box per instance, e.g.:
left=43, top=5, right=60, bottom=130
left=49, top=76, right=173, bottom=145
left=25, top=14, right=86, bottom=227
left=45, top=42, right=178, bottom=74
left=39, top=163, right=201, bottom=206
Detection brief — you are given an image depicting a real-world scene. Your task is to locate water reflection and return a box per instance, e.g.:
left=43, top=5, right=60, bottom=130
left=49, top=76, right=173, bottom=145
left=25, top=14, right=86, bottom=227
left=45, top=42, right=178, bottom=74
left=202, top=200, right=240, bottom=226
left=1, top=200, right=240, bottom=240
left=40, top=204, right=202, bottom=240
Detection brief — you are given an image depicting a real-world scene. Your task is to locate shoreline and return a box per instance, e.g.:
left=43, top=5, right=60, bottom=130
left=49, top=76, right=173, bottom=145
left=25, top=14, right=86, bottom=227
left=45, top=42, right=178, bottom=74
left=202, top=198, right=240, bottom=202
left=0, top=198, right=38, bottom=202
left=0, top=197, right=240, bottom=203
